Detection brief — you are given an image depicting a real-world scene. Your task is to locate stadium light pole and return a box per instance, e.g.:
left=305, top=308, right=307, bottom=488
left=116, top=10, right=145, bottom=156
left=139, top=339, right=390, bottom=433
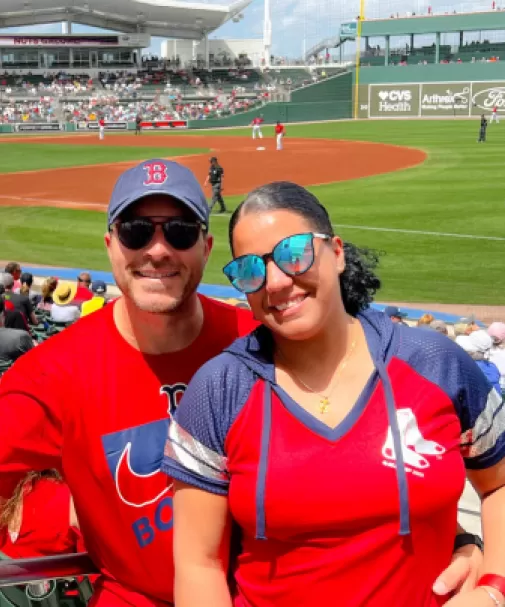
left=263, top=0, right=272, bottom=67
left=353, top=0, right=366, bottom=119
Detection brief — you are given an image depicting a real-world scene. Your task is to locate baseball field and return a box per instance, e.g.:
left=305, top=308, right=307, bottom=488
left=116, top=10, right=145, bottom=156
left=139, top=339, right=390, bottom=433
left=0, top=119, right=503, bottom=305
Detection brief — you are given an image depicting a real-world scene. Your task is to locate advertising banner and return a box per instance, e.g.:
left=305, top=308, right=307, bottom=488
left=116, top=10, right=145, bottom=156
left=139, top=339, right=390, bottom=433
left=14, top=123, right=63, bottom=132
left=77, top=121, right=128, bottom=131
left=363, top=80, right=505, bottom=118
left=368, top=84, right=420, bottom=118
left=340, top=22, right=358, bottom=39
left=419, top=82, right=471, bottom=116
left=470, top=82, right=505, bottom=115
left=140, top=120, right=188, bottom=130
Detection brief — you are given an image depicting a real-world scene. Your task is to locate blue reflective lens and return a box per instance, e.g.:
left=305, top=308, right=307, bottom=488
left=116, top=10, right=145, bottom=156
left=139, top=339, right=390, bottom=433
left=224, top=255, right=266, bottom=294
left=223, top=233, right=320, bottom=294
left=273, top=233, right=314, bottom=275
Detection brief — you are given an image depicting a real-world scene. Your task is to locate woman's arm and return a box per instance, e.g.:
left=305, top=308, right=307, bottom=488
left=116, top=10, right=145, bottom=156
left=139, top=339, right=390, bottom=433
left=443, top=462, right=505, bottom=606
left=173, top=481, right=233, bottom=607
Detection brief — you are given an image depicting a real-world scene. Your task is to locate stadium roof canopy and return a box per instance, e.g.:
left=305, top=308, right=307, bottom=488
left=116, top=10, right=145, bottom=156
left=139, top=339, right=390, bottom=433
left=0, top=0, right=252, bottom=39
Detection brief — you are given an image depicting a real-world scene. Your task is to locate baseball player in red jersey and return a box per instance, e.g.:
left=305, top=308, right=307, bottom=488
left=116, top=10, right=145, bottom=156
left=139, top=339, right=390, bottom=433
left=490, top=106, right=500, bottom=124
left=251, top=116, right=264, bottom=140
left=99, top=117, right=105, bottom=141
left=275, top=120, right=285, bottom=150
left=0, top=159, right=258, bottom=606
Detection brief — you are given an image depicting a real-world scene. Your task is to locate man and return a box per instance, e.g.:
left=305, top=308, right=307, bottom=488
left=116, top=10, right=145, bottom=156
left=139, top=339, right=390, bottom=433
left=384, top=305, right=408, bottom=325
left=75, top=272, right=94, bottom=304
left=4, top=262, right=22, bottom=291
left=99, top=117, right=105, bottom=141
left=135, top=113, right=142, bottom=136
left=204, top=156, right=226, bottom=214
left=251, top=115, right=264, bottom=140
left=478, top=114, right=488, bottom=143
left=0, top=298, right=33, bottom=372
left=275, top=120, right=285, bottom=151
left=2, top=273, right=38, bottom=326
left=0, top=158, right=257, bottom=607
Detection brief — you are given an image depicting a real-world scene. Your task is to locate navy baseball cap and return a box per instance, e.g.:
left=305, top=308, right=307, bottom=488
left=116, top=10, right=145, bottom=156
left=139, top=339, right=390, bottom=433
left=384, top=305, right=408, bottom=319
left=91, top=280, right=107, bottom=294
left=107, top=159, right=209, bottom=227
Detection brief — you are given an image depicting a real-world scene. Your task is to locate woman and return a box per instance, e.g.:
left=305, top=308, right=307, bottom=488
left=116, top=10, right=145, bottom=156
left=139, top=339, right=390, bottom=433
left=163, top=182, right=505, bottom=607
left=0, top=470, right=83, bottom=558
left=37, top=276, right=58, bottom=311
left=488, top=322, right=505, bottom=393
left=17, top=272, right=40, bottom=307
left=455, top=330, right=501, bottom=396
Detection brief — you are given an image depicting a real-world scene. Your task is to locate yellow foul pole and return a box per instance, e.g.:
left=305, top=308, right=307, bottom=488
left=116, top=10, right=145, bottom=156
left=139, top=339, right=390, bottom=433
left=353, top=0, right=366, bottom=119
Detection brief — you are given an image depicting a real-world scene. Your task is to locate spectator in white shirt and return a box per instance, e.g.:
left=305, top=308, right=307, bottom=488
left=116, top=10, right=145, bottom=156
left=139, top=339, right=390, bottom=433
left=50, top=281, right=81, bottom=324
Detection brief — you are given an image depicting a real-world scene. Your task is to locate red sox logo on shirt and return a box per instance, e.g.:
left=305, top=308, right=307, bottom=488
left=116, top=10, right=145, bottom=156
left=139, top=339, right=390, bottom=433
left=102, top=383, right=186, bottom=509
left=382, top=408, right=445, bottom=477
left=143, top=162, right=168, bottom=186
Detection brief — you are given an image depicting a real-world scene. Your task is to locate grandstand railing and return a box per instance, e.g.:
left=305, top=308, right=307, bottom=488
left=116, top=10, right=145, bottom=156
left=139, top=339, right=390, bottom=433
left=0, top=554, right=96, bottom=588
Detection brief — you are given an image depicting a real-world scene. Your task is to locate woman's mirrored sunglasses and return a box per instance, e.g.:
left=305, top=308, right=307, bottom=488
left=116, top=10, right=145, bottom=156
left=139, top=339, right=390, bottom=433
left=112, top=216, right=206, bottom=251
left=223, top=232, right=331, bottom=294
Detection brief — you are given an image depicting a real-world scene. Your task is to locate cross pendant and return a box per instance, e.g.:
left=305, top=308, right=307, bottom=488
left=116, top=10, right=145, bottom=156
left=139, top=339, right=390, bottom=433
left=319, top=397, right=330, bottom=414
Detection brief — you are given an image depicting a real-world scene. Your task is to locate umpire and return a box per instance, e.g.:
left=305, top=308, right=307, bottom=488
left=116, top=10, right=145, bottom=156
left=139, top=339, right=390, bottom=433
left=204, top=157, right=227, bottom=213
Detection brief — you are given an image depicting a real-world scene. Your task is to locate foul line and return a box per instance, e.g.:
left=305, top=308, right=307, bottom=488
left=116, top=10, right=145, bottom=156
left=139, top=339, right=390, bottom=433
left=211, top=215, right=505, bottom=242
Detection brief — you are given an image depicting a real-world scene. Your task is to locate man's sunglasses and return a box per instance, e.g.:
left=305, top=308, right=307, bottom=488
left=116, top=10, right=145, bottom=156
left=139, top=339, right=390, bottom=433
left=223, top=232, right=330, bottom=294
left=112, top=217, right=206, bottom=251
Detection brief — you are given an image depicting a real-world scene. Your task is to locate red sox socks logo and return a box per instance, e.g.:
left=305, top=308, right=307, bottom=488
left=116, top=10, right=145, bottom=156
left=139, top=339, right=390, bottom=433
left=143, top=162, right=168, bottom=185
left=382, top=408, right=445, bottom=474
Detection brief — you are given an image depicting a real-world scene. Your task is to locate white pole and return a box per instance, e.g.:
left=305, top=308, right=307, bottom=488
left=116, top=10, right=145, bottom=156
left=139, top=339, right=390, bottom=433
left=263, top=0, right=271, bottom=67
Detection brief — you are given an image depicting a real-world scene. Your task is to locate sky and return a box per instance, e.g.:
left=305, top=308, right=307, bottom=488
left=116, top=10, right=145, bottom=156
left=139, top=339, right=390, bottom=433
left=0, top=0, right=501, bottom=61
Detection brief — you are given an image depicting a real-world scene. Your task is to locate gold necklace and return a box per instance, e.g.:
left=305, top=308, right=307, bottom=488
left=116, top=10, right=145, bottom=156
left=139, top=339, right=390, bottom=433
left=276, top=334, right=358, bottom=415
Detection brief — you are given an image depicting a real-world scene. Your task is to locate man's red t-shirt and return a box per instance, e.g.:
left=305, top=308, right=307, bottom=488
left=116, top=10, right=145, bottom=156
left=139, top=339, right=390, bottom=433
left=275, top=124, right=285, bottom=135
left=0, top=296, right=257, bottom=606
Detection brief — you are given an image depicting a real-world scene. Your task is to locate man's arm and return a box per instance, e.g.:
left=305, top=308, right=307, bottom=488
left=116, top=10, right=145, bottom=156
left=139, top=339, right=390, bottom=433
left=0, top=353, right=64, bottom=500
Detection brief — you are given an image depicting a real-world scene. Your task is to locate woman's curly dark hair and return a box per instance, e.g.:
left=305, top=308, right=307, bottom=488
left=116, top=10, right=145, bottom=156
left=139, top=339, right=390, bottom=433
left=340, top=242, right=381, bottom=316
left=228, top=181, right=382, bottom=316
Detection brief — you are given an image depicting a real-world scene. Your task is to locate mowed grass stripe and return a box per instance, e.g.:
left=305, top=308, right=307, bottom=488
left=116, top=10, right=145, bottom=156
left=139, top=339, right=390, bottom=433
left=0, top=144, right=208, bottom=173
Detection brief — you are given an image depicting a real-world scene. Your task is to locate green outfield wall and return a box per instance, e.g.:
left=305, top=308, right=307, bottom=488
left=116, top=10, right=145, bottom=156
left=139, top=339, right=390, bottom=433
left=357, top=62, right=505, bottom=84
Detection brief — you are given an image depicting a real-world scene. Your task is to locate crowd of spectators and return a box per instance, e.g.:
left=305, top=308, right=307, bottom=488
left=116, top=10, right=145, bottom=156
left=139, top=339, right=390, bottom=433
left=0, top=263, right=110, bottom=373
left=2, top=264, right=505, bottom=400
left=384, top=305, right=505, bottom=396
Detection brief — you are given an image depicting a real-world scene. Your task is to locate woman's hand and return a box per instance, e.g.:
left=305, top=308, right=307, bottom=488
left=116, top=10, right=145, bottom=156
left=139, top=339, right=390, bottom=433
left=433, top=543, right=483, bottom=597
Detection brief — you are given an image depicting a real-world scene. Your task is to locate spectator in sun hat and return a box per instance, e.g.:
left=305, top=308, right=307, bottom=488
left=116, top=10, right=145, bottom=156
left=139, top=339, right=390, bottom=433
left=488, top=322, right=505, bottom=389
left=50, top=281, right=80, bottom=323
left=384, top=305, right=408, bottom=325
left=456, top=330, right=501, bottom=394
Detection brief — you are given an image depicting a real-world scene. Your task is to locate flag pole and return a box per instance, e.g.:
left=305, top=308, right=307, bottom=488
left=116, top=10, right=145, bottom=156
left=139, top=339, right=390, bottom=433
left=353, top=0, right=366, bottom=119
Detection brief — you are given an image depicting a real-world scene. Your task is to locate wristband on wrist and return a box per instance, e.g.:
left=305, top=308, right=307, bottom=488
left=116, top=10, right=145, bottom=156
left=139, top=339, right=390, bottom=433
left=477, top=574, right=505, bottom=605
left=453, top=532, right=484, bottom=552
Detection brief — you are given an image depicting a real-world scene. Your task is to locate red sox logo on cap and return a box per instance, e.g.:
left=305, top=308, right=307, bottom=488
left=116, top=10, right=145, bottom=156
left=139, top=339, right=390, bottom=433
left=143, top=162, right=168, bottom=186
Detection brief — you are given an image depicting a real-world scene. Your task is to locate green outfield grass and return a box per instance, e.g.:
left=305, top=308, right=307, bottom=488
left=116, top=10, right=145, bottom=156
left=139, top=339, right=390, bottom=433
left=0, top=120, right=504, bottom=305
